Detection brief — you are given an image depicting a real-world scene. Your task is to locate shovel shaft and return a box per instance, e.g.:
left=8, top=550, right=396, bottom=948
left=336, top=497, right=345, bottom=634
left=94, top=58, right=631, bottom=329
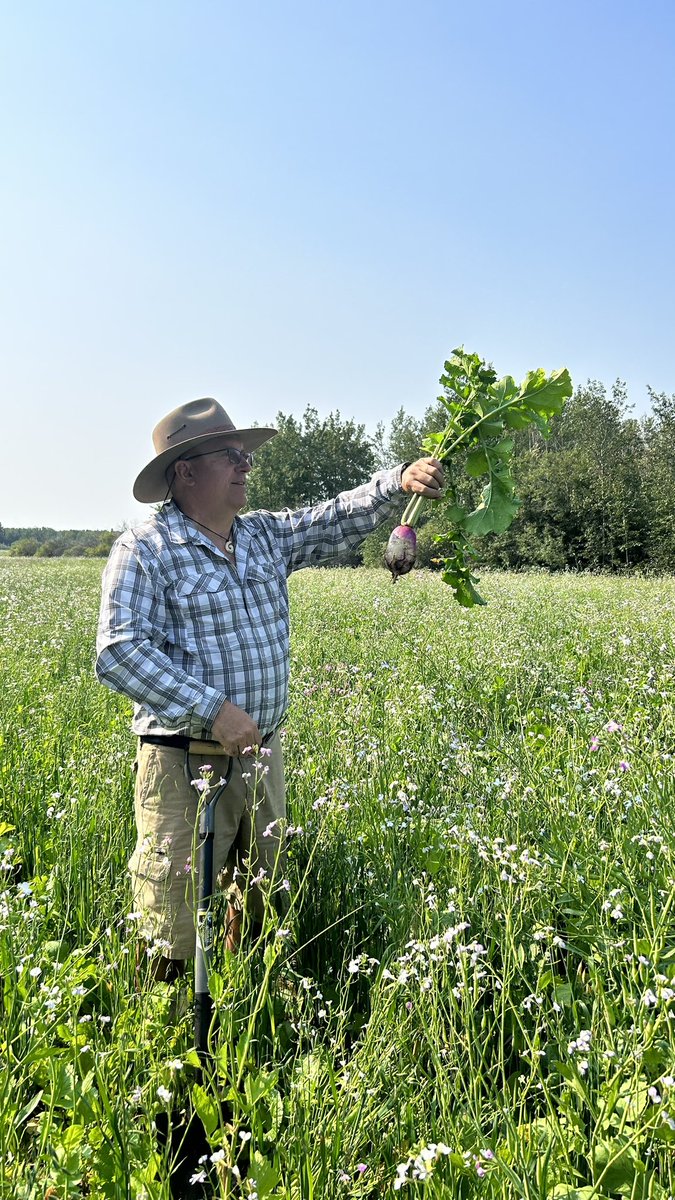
left=191, top=759, right=232, bottom=1057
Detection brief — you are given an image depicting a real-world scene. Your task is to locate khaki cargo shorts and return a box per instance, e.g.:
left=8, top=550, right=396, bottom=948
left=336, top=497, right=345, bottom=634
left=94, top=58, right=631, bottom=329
left=128, top=734, right=286, bottom=959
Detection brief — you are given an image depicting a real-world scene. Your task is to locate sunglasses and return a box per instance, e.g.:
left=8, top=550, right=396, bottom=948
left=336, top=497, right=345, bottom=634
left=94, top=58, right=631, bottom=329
left=183, top=447, right=254, bottom=468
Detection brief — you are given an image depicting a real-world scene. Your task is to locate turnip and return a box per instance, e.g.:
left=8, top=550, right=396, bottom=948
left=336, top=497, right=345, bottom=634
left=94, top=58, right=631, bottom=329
left=383, top=524, right=417, bottom=578
left=385, top=348, right=572, bottom=605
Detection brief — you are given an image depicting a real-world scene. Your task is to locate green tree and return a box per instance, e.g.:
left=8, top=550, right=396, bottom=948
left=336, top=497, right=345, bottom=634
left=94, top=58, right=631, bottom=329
left=641, top=388, right=675, bottom=571
left=480, top=381, right=649, bottom=571
left=546, top=381, right=648, bottom=569
left=246, top=413, right=308, bottom=510
left=246, top=406, right=377, bottom=511
left=85, top=532, right=118, bottom=557
left=9, top=538, right=40, bottom=556
left=384, top=408, right=424, bottom=466
left=35, top=539, right=67, bottom=557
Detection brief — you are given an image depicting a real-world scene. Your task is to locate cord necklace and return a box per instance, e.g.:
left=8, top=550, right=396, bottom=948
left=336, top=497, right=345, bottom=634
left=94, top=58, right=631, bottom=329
left=187, top=516, right=235, bottom=554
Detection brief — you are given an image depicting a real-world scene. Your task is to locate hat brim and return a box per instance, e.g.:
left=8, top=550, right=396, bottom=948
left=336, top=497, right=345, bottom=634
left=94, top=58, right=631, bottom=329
left=133, top=427, right=278, bottom=503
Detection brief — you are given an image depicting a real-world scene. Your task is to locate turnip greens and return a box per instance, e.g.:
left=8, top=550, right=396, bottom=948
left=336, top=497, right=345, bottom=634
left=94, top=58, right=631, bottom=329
left=385, top=348, right=573, bottom=605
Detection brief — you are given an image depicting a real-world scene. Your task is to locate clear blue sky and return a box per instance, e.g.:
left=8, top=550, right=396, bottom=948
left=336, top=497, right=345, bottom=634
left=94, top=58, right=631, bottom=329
left=2, top=0, right=674, bottom=529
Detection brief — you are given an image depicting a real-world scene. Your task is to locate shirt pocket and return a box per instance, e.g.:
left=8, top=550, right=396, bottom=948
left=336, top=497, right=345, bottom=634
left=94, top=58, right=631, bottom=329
left=169, top=572, right=230, bottom=648
left=245, top=562, right=282, bottom=625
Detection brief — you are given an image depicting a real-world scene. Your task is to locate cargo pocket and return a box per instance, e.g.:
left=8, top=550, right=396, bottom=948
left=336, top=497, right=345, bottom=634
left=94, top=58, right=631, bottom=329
left=128, top=847, right=174, bottom=931
left=129, top=846, right=172, bottom=886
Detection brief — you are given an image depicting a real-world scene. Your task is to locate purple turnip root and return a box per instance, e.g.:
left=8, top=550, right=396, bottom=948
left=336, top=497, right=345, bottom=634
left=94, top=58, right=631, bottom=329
left=384, top=524, right=417, bottom=580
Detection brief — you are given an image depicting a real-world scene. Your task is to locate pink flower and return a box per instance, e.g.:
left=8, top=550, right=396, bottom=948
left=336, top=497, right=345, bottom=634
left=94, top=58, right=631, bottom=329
left=605, top=721, right=622, bottom=733
left=590, top=737, right=600, bottom=751
left=618, top=761, right=630, bottom=772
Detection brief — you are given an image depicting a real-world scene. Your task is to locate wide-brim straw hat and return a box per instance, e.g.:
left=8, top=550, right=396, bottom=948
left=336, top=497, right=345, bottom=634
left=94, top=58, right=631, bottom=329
left=133, top=398, right=278, bottom=502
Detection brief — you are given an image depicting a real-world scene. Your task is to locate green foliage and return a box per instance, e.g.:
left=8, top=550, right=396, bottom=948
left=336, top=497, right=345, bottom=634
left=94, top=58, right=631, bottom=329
left=4, top=528, right=119, bottom=557
left=478, top=381, right=651, bottom=572
left=641, top=388, right=675, bottom=571
left=400, top=348, right=573, bottom=604
left=246, top=406, right=377, bottom=512
left=9, top=537, right=40, bottom=556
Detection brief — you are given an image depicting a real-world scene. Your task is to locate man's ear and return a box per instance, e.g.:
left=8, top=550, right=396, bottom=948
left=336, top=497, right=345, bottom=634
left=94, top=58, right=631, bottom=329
left=173, top=459, right=194, bottom=486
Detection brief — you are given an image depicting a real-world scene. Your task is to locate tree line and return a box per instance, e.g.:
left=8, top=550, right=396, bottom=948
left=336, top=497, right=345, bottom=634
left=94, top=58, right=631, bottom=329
left=5, top=379, right=675, bottom=573
left=0, top=528, right=118, bottom=558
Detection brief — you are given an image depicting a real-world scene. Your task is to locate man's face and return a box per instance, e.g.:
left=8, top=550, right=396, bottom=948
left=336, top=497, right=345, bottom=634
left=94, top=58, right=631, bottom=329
left=177, top=438, right=253, bottom=513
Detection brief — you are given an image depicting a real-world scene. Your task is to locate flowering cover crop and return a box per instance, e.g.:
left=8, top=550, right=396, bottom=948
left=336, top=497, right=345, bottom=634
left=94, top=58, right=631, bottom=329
left=1, top=559, right=675, bottom=1198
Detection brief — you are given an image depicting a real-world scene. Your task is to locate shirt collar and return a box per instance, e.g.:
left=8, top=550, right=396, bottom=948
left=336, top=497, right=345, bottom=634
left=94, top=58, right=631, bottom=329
left=159, top=500, right=194, bottom=545
left=159, top=500, right=251, bottom=561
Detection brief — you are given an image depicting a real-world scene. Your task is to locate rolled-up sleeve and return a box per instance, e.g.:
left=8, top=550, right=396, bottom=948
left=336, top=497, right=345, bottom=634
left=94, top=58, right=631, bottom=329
left=96, top=539, right=224, bottom=734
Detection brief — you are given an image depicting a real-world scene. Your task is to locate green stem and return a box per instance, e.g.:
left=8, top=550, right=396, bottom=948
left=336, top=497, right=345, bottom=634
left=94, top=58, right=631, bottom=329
left=401, top=492, right=426, bottom=527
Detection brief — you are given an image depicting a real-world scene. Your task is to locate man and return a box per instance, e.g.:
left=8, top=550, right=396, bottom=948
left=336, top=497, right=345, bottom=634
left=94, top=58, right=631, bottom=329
left=96, top=397, right=443, bottom=980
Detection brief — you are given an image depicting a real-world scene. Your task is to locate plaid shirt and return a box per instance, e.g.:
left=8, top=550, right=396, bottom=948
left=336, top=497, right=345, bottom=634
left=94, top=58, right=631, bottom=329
left=96, top=465, right=405, bottom=738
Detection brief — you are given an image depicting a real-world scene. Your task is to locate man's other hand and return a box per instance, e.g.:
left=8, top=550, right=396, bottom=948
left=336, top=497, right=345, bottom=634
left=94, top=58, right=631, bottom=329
left=401, top=457, right=444, bottom=498
left=211, top=700, right=262, bottom=756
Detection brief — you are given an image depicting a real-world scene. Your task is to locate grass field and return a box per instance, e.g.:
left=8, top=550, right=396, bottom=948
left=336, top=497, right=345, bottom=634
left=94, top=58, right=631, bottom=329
left=2, top=559, right=675, bottom=1199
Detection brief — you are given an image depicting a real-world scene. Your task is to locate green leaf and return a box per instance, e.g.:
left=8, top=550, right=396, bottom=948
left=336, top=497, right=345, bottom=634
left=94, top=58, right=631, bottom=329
left=592, top=1139, right=644, bottom=1191
left=553, top=1060, right=588, bottom=1102
left=553, top=981, right=574, bottom=1007
left=519, top=367, right=573, bottom=416
left=421, top=431, right=446, bottom=449
left=62, top=1123, right=86, bottom=1152
left=215, top=1041, right=233, bottom=1082
left=448, top=1152, right=466, bottom=1167
left=244, top=1068, right=278, bottom=1106
left=42, top=940, right=70, bottom=963
left=466, top=447, right=489, bottom=476
left=236, top=1033, right=252, bottom=1074
left=653, top=1116, right=675, bottom=1144
left=441, top=567, right=486, bottom=607
left=464, top=472, right=520, bottom=535
left=248, top=1150, right=281, bottom=1198
left=488, top=375, right=519, bottom=407
left=444, top=503, right=466, bottom=523
left=503, top=407, right=532, bottom=429
left=492, top=438, right=514, bottom=460
left=613, top=1079, right=648, bottom=1123
left=208, top=970, right=225, bottom=1003
left=549, top=1189, right=612, bottom=1200
left=192, top=1083, right=220, bottom=1137
left=425, top=847, right=444, bottom=875
left=15, top=1090, right=44, bottom=1127
left=476, top=418, right=504, bottom=437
